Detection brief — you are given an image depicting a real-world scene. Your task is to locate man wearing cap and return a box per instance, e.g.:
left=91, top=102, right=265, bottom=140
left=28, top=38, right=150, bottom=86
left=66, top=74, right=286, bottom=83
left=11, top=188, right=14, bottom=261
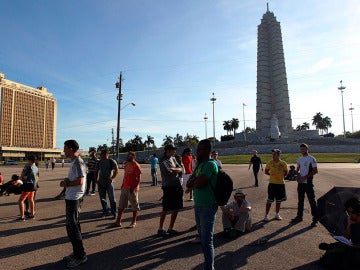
left=96, top=149, right=119, bottom=219
left=264, top=149, right=288, bottom=222
left=248, top=150, right=263, bottom=187
left=291, top=143, right=319, bottom=227
left=222, top=188, right=252, bottom=238
left=158, top=144, right=183, bottom=236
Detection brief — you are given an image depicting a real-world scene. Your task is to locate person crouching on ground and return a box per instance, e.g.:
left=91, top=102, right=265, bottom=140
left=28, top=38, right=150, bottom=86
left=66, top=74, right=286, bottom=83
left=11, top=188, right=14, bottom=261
left=222, top=188, right=252, bottom=238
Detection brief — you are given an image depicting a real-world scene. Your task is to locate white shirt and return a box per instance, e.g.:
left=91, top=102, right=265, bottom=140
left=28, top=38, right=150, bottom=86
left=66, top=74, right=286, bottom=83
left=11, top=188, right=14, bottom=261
left=65, top=156, right=86, bottom=200
left=296, top=155, right=317, bottom=184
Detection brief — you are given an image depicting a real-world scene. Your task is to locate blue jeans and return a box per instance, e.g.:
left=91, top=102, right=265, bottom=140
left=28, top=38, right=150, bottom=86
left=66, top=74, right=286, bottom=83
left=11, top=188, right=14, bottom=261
left=195, top=204, right=218, bottom=270
left=151, top=168, right=158, bottom=186
left=65, top=199, right=85, bottom=259
left=98, top=182, right=117, bottom=216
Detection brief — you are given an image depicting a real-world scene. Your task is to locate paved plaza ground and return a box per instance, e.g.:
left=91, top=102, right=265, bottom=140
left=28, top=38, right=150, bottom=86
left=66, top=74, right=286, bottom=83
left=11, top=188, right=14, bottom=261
left=0, top=162, right=359, bottom=270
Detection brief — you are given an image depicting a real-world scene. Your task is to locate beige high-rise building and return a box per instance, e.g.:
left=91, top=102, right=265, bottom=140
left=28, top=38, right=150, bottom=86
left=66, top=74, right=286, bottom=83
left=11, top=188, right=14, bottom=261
left=0, top=73, right=62, bottom=160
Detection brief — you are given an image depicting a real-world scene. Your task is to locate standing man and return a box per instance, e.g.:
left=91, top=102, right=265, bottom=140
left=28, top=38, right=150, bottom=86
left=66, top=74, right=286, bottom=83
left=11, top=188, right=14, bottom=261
left=96, top=149, right=118, bottom=219
left=51, top=157, right=56, bottom=170
left=187, top=139, right=218, bottom=270
left=85, top=151, right=98, bottom=195
left=182, top=147, right=194, bottom=201
left=158, top=144, right=183, bottom=236
left=264, top=149, right=288, bottom=222
left=291, top=143, right=319, bottom=227
left=148, top=153, right=158, bottom=186
left=113, top=151, right=142, bottom=228
left=248, top=150, right=263, bottom=187
left=60, top=140, right=87, bottom=268
left=211, top=150, right=222, bottom=169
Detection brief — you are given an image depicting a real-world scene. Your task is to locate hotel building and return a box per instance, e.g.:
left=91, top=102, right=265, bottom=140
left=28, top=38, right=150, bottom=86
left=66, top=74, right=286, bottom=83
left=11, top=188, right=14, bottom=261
left=0, top=73, right=62, bottom=160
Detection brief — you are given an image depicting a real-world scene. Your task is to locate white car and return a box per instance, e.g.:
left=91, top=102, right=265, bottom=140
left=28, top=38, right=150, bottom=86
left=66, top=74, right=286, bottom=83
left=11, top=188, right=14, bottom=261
left=4, top=160, right=18, bottom=165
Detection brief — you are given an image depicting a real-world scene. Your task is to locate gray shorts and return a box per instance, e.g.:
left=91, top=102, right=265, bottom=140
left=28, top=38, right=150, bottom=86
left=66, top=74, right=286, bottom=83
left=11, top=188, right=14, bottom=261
left=118, top=188, right=140, bottom=211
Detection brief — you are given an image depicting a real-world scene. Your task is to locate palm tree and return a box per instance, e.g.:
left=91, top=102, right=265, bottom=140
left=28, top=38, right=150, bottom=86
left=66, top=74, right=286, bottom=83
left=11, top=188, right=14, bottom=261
left=184, top=134, right=199, bottom=146
left=296, top=122, right=310, bottom=131
left=173, top=133, right=184, bottom=147
left=312, top=112, right=323, bottom=131
left=321, top=116, right=332, bottom=134
left=162, top=135, right=174, bottom=147
left=230, top=118, right=239, bottom=136
left=223, top=120, right=232, bottom=135
left=144, top=135, right=155, bottom=150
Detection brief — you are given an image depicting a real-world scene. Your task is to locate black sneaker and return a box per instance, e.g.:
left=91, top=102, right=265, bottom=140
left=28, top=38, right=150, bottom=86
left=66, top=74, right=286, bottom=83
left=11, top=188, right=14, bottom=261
left=157, top=228, right=167, bottom=236
left=167, top=229, right=178, bottom=236
left=291, top=216, right=303, bottom=223
left=319, top=243, right=330, bottom=250
left=310, top=220, right=318, bottom=227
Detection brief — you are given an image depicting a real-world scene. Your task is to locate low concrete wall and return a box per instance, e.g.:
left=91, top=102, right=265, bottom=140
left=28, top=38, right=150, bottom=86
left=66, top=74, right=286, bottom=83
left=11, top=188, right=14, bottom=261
left=119, top=143, right=359, bottom=163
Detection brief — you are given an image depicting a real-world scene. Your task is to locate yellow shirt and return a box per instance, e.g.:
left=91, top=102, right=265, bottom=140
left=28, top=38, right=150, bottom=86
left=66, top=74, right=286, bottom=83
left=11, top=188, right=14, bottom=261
left=265, top=160, right=288, bottom=184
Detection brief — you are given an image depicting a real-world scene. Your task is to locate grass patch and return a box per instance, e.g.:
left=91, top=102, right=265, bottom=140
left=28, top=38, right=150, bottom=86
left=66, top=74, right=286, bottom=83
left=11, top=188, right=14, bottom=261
left=220, top=153, right=360, bottom=164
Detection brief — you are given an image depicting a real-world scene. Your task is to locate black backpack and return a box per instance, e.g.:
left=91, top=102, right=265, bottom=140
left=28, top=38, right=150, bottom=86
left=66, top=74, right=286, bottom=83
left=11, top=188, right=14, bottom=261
left=209, top=166, right=234, bottom=206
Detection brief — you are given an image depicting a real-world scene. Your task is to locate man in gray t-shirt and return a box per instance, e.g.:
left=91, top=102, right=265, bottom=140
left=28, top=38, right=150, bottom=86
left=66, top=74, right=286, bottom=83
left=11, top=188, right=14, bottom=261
left=96, top=149, right=118, bottom=218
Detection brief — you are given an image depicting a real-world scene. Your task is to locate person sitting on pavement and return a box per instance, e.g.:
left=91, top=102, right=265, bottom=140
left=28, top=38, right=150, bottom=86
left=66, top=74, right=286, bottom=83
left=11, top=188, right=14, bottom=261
left=319, top=197, right=360, bottom=269
left=222, top=188, right=252, bottom=238
left=285, top=165, right=298, bottom=181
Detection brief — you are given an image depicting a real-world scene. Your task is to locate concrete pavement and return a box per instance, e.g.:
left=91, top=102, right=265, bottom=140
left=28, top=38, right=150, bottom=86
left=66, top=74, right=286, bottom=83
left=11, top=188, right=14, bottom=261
left=0, top=162, right=359, bottom=270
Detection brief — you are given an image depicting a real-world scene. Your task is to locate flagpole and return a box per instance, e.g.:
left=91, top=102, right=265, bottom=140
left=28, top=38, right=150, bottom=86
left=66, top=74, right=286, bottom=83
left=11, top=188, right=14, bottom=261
left=243, top=103, right=246, bottom=141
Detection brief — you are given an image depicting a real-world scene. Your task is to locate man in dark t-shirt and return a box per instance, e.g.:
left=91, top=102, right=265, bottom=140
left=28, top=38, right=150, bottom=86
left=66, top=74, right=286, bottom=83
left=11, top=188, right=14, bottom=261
left=248, top=150, right=263, bottom=187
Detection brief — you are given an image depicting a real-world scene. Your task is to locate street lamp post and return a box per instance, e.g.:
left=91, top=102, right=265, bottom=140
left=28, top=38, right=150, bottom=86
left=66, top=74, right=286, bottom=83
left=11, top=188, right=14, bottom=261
left=349, top=103, right=354, bottom=133
left=242, top=103, right=246, bottom=141
left=204, top=113, right=208, bottom=139
left=338, top=80, right=346, bottom=138
left=210, top=92, right=216, bottom=141
left=115, top=72, right=123, bottom=162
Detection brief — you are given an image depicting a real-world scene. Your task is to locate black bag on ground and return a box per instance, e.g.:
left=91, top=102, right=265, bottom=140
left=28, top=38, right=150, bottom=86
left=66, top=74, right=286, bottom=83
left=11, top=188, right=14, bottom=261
left=209, top=168, right=234, bottom=206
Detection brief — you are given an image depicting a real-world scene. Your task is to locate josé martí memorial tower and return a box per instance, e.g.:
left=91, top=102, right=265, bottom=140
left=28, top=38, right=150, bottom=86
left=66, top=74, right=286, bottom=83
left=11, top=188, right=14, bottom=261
left=256, top=4, right=292, bottom=138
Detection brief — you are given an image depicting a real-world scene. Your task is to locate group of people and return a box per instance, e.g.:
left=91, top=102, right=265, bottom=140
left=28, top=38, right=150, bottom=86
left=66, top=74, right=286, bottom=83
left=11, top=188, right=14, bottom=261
left=0, top=156, right=40, bottom=220
left=247, top=144, right=318, bottom=227
left=5, top=139, right=358, bottom=270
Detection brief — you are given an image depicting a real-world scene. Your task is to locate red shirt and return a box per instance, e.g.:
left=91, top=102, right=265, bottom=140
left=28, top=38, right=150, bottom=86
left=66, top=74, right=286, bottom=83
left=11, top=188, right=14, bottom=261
left=123, top=161, right=142, bottom=190
left=182, top=154, right=193, bottom=174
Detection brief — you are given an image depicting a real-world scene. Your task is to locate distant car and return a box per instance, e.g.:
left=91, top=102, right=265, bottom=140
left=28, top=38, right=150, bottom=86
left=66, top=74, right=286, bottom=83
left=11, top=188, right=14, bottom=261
left=4, top=160, right=18, bottom=165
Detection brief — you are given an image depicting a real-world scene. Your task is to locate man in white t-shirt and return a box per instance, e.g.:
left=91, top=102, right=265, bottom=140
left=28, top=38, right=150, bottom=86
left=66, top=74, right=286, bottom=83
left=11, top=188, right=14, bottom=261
left=60, top=140, right=87, bottom=268
left=291, top=143, right=318, bottom=227
left=211, top=151, right=222, bottom=169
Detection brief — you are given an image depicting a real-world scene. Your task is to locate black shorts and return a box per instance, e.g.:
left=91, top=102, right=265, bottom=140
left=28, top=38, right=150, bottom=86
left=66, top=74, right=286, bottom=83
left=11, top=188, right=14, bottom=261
left=162, top=185, right=184, bottom=211
left=267, top=183, right=287, bottom=203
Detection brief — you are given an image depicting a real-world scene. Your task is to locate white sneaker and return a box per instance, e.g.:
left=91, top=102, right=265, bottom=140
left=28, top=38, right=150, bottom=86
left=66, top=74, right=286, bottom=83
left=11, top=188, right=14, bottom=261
left=264, top=215, right=270, bottom=222
left=275, top=213, right=282, bottom=220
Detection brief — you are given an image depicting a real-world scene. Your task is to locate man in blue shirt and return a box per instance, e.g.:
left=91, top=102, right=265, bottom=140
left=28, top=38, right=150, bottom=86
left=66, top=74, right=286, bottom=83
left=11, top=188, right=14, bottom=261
left=149, top=153, right=159, bottom=186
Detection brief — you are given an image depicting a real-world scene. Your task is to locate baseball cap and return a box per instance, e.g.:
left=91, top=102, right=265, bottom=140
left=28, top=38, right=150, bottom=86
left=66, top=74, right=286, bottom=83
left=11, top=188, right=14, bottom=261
left=235, top=188, right=246, bottom=197
left=272, top=149, right=281, bottom=154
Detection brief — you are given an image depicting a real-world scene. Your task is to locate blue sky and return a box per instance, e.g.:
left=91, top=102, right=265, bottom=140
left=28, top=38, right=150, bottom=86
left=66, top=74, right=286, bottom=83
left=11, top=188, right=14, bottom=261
left=1, top=0, right=359, bottom=151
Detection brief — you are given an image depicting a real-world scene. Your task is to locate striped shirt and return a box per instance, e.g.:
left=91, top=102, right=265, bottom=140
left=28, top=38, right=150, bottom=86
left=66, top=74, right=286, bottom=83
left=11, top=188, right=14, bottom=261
left=87, top=157, right=98, bottom=173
